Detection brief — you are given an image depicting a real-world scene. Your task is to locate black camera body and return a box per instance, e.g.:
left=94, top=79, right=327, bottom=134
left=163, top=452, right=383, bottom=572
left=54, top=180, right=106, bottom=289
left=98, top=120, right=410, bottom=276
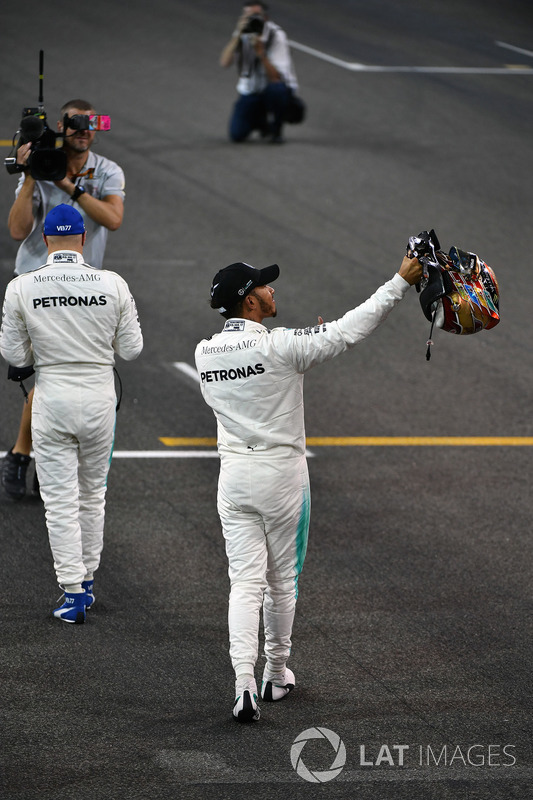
left=5, top=105, right=67, bottom=182
left=242, top=14, right=265, bottom=35
left=5, top=52, right=67, bottom=181
left=6, top=52, right=110, bottom=182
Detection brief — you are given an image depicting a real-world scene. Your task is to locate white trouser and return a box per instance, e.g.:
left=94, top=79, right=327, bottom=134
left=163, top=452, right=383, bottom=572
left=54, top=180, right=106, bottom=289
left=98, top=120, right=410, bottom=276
left=31, top=368, right=116, bottom=588
left=217, top=453, right=310, bottom=677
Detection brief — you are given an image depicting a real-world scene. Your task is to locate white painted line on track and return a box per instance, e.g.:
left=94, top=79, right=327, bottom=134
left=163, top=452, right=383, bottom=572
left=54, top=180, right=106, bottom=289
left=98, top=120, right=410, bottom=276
left=496, top=40, right=533, bottom=59
left=113, top=450, right=315, bottom=458
left=0, top=450, right=312, bottom=459
left=173, top=361, right=200, bottom=383
left=112, top=451, right=219, bottom=458
left=288, top=39, right=533, bottom=74
left=288, top=40, right=364, bottom=70
left=0, top=450, right=218, bottom=459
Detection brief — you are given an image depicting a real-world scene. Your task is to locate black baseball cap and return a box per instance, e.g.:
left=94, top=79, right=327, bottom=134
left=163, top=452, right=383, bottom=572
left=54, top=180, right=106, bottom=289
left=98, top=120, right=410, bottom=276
left=210, top=262, right=279, bottom=313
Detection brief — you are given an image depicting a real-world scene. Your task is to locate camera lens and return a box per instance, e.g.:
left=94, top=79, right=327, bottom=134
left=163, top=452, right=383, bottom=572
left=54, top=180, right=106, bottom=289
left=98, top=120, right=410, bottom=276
left=243, top=14, right=264, bottom=35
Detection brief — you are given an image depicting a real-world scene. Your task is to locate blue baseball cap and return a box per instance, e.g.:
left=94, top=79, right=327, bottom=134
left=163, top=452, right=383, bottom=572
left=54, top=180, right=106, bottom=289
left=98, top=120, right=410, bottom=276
left=43, top=204, right=85, bottom=236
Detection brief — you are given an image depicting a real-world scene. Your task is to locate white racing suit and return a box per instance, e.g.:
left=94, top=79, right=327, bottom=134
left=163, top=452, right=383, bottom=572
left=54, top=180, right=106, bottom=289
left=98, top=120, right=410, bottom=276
left=195, top=272, right=410, bottom=678
left=0, top=250, right=143, bottom=588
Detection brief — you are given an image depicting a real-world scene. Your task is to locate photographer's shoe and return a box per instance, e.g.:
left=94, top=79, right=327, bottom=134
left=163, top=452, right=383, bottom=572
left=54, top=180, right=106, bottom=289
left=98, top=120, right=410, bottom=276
left=53, top=592, right=86, bottom=624
left=233, top=677, right=260, bottom=723
left=2, top=447, right=31, bottom=499
left=82, top=579, right=95, bottom=609
left=261, top=667, right=295, bottom=701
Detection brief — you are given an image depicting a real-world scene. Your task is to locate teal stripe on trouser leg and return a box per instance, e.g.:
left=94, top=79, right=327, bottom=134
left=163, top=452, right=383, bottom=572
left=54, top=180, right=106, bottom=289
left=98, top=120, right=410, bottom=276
left=221, top=455, right=311, bottom=676
left=263, top=479, right=311, bottom=674
left=294, top=482, right=311, bottom=598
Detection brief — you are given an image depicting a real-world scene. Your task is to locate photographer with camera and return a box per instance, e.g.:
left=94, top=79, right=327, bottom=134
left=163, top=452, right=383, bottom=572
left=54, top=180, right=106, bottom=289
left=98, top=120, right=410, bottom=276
left=2, top=99, right=125, bottom=500
left=220, top=2, right=298, bottom=143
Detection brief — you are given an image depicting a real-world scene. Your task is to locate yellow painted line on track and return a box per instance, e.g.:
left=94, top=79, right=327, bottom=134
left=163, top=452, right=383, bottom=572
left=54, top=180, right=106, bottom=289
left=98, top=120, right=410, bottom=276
left=306, top=437, right=533, bottom=446
left=0, top=140, right=13, bottom=146
left=160, top=436, right=533, bottom=447
left=160, top=437, right=217, bottom=446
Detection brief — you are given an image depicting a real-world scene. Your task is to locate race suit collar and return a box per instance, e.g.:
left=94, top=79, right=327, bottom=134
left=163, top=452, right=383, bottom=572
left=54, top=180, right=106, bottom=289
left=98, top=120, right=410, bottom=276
left=223, top=317, right=268, bottom=333
left=45, top=250, right=86, bottom=265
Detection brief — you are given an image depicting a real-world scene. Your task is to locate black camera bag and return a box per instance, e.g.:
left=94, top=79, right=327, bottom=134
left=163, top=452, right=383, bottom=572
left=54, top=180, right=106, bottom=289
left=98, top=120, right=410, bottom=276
left=285, top=90, right=306, bottom=124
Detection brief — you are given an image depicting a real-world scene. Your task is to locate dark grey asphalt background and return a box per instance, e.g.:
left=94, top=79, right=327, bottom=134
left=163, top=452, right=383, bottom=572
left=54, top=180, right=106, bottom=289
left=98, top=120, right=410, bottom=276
left=1, top=1, right=532, bottom=798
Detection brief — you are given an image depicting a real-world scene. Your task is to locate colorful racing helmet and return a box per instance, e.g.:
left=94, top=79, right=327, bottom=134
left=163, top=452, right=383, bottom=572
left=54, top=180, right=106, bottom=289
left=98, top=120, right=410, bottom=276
left=408, top=230, right=500, bottom=358
left=419, top=247, right=500, bottom=335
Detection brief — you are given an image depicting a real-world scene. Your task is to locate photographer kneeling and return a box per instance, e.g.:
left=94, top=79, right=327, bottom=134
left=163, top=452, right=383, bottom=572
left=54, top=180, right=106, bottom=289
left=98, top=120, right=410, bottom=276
left=220, top=2, right=298, bottom=144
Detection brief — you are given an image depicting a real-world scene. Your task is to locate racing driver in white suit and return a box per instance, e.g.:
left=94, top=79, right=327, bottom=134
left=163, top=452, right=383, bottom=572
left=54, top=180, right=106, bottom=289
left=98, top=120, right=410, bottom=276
left=0, top=204, right=143, bottom=624
left=195, top=255, right=422, bottom=722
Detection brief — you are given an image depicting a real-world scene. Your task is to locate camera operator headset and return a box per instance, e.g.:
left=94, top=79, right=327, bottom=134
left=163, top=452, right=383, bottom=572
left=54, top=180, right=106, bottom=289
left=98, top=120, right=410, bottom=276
left=220, top=2, right=298, bottom=143
left=2, top=99, right=125, bottom=501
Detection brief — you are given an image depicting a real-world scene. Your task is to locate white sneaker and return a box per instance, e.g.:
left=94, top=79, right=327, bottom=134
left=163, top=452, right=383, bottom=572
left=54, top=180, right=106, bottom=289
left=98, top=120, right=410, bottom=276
left=261, top=667, right=295, bottom=702
left=233, top=677, right=261, bottom=723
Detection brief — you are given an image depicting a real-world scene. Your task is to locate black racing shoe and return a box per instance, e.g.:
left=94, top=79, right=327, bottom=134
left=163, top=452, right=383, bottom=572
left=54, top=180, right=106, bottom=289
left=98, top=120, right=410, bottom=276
left=2, top=447, right=31, bottom=499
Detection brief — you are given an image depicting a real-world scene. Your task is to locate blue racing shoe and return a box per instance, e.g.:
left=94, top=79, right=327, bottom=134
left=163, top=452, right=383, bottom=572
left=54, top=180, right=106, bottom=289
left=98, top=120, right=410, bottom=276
left=82, top=580, right=95, bottom=609
left=53, top=592, right=86, bottom=624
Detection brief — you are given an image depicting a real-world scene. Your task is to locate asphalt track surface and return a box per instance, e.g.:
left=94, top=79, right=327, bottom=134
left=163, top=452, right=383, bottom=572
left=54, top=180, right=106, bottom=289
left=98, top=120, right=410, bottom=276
left=1, top=1, right=532, bottom=798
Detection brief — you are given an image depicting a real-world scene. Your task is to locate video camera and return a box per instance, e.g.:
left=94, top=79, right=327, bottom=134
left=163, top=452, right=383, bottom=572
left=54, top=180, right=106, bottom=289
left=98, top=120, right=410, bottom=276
left=4, top=51, right=111, bottom=182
